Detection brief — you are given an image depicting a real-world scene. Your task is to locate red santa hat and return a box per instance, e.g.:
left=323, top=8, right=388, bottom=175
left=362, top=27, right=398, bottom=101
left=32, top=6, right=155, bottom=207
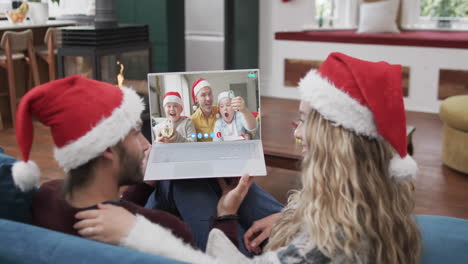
left=191, top=78, right=211, bottom=110
left=12, top=76, right=144, bottom=191
left=298, top=52, right=417, bottom=180
left=163, top=91, right=183, bottom=107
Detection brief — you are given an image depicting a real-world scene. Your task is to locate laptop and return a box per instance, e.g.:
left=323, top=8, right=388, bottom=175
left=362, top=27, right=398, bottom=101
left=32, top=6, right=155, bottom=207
left=144, top=69, right=267, bottom=181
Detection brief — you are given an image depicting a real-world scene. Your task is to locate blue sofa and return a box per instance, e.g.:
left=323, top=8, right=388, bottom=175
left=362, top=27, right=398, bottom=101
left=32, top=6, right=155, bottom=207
left=1, top=149, right=468, bottom=263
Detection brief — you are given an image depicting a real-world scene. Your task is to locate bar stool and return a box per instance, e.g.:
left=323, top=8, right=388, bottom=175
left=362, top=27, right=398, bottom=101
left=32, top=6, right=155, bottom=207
left=0, top=29, right=40, bottom=128
left=35, top=27, right=61, bottom=81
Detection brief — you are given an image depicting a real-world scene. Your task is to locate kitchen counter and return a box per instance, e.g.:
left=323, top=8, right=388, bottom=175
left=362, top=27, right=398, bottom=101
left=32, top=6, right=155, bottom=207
left=0, top=20, right=75, bottom=30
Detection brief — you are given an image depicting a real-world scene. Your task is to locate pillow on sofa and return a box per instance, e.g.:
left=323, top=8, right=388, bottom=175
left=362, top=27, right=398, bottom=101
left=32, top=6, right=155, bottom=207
left=0, top=150, right=36, bottom=224
left=357, top=0, right=400, bottom=33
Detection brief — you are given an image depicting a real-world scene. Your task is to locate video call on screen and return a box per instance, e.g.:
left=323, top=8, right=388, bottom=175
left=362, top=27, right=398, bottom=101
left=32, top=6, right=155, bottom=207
left=148, top=70, right=260, bottom=144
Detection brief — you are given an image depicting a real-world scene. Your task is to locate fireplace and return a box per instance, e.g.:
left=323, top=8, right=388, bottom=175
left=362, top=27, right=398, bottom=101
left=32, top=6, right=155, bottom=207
left=57, top=24, right=151, bottom=95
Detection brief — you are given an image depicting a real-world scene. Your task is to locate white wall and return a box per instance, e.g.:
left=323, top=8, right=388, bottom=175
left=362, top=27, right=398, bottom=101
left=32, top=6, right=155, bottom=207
left=259, top=0, right=315, bottom=100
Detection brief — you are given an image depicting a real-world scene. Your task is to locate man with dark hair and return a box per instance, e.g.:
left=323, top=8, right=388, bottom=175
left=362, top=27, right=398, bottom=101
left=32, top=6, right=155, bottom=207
left=12, top=76, right=239, bottom=249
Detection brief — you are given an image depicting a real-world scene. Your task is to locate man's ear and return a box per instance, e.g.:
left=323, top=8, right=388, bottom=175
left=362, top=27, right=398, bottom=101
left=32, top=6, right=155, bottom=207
left=102, top=146, right=118, bottom=161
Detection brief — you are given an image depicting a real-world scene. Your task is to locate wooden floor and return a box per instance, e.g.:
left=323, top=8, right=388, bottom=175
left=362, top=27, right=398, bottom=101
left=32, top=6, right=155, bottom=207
left=1, top=111, right=467, bottom=219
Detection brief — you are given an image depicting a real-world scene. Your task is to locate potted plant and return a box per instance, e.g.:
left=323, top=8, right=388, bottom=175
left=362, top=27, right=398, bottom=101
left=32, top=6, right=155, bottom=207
left=28, top=0, right=49, bottom=24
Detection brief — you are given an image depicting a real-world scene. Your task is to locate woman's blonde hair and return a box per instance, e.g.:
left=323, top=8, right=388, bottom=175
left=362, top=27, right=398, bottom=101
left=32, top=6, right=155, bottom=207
left=266, top=109, right=421, bottom=264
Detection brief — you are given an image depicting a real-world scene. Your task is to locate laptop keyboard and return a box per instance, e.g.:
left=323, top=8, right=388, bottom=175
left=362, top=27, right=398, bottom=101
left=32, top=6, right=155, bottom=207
left=152, top=141, right=261, bottom=163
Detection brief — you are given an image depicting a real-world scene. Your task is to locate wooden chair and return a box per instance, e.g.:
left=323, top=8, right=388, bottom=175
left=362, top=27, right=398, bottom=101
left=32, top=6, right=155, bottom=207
left=0, top=29, right=40, bottom=128
left=35, top=27, right=61, bottom=81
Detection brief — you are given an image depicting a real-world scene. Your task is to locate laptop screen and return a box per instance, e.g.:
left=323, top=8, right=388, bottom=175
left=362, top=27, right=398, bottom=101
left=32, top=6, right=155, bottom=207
left=147, top=69, right=261, bottom=144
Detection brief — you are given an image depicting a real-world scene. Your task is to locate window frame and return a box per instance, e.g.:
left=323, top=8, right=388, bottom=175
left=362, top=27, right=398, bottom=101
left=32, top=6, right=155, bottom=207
left=402, top=0, right=468, bottom=30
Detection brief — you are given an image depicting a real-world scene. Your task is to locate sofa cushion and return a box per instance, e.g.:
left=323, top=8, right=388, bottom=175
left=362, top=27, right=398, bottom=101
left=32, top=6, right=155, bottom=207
left=416, top=214, right=468, bottom=264
left=0, top=150, right=36, bottom=223
left=439, top=95, right=468, bottom=132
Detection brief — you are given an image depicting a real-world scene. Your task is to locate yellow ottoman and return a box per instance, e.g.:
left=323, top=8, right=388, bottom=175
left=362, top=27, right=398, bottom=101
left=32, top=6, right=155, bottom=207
left=439, top=95, right=468, bottom=174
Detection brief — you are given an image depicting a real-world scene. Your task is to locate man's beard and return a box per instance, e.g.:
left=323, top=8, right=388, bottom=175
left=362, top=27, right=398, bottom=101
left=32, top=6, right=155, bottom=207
left=200, top=103, right=212, bottom=113
left=117, top=145, right=144, bottom=186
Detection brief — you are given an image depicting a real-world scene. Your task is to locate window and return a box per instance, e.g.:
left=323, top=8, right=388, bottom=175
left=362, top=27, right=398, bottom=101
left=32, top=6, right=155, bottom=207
left=315, top=0, right=334, bottom=27
left=421, top=0, right=468, bottom=19
left=403, top=0, right=468, bottom=30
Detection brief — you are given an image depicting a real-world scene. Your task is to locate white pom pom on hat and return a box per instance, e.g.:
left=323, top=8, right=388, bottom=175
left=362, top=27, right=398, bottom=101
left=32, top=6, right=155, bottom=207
left=389, top=155, right=418, bottom=180
left=12, top=160, right=40, bottom=191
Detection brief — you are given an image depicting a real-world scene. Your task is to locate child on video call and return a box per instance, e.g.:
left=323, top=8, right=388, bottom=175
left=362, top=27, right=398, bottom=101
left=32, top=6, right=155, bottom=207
left=154, top=92, right=196, bottom=143
left=213, top=91, right=258, bottom=142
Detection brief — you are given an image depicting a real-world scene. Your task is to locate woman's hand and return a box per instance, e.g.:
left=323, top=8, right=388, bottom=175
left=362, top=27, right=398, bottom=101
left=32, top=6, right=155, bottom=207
left=244, top=212, right=282, bottom=254
left=217, top=174, right=254, bottom=216
left=74, top=203, right=136, bottom=245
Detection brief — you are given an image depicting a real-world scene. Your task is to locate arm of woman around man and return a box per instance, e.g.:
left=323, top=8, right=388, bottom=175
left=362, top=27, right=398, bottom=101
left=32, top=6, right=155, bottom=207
left=74, top=174, right=254, bottom=263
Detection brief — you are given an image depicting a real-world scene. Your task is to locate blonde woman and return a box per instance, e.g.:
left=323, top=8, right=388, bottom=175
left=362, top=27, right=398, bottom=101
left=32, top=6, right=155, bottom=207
left=74, top=52, right=421, bottom=264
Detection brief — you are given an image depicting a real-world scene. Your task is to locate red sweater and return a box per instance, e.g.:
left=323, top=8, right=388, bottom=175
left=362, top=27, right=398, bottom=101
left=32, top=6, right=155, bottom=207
left=32, top=180, right=238, bottom=247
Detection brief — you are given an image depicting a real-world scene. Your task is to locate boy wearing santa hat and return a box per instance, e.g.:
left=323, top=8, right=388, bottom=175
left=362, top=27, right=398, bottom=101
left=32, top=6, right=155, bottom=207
left=154, top=91, right=196, bottom=143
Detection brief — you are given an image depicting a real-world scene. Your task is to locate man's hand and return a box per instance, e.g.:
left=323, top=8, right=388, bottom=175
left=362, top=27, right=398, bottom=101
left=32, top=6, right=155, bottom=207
left=74, top=203, right=136, bottom=245
left=244, top=212, right=282, bottom=254
left=217, top=174, right=254, bottom=216
left=231, top=96, right=246, bottom=112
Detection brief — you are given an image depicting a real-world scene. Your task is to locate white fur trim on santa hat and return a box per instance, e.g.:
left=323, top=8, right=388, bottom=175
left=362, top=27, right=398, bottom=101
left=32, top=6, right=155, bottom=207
left=54, top=87, right=144, bottom=172
left=163, top=94, right=183, bottom=107
left=121, top=215, right=218, bottom=264
left=298, top=70, right=379, bottom=139
left=12, top=160, right=40, bottom=192
left=193, top=80, right=211, bottom=98
left=389, top=154, right=418, bottom=180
